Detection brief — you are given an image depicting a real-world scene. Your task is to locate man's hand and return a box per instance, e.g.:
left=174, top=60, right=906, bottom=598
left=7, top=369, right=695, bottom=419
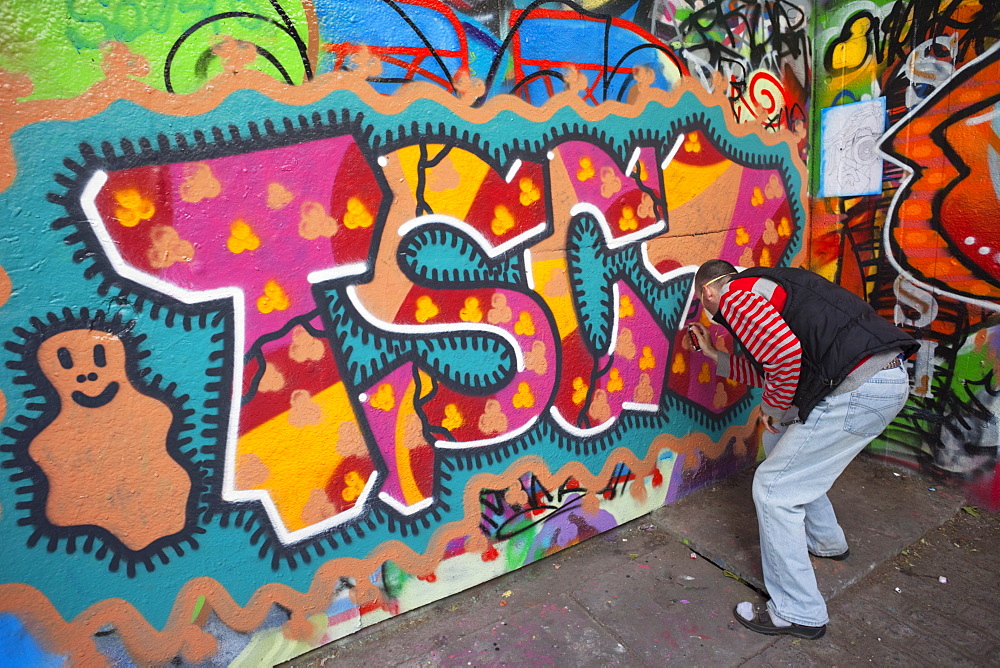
left=757, top=406, right=780, bottom=434
left=688, top=323, right=718, bottom=362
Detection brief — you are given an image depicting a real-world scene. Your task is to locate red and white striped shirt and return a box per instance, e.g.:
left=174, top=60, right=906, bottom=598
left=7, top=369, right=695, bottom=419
left=715, top=276, right=802, bottom=420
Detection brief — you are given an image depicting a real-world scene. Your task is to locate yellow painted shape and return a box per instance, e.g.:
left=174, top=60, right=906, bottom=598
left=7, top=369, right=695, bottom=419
left=343, top=197, right=373, bottom=229
left=341, top=471, right=366, bottom=502
left=514, top=311, right=535, bottom=336
left=394, top=380, right=425, bottom=506
left=662, top=160, right=736, bottom=211
left=114, top=188, right=156, bottom=227
left=618, top=205, right=638, bottom=231
left=620, top=295, right=635, bottom=317
left=371, top=383, right=395, bottom=411
left=416, top=368, right=434, bottom=400
left=512, top=381, right=535, bottom=409
left=532, top=259, right=578, bottom=339
left=639, top=346, right=656, bottom=371
left=228, top=218, right=261, bottom=254
left=634, top=159, right=648, bottom=181
left=415, top=295, right=439, bottom=323
left=672, top=352, right=685, bottom=374
left=257, top=279, right=290, bottom=314
left=571, top=377, right=589, bottom=405
left=237, top=382, right=356, bottom=531
left=607, top=368, right=624, bottom=392
left=397, top=144, right=490, bottom=220
left=442, top=404, right=463, bottom=430
left=519, top=176, right=541, bottom=206
left=759, top=247, right=772, bottom=267
left=492, top=204, right=516, bottom=236
left=459, top=296, right=483, bottom=322
left=831, top=16, right=872, bottom=70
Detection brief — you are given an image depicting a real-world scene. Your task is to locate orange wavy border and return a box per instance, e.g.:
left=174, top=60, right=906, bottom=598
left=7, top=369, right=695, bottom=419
left=0, top=50, right=804, bottom=194
left=1, top=421, right=756, bottom=664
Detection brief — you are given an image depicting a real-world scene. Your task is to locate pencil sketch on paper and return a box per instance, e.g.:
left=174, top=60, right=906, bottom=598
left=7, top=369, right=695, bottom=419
left=819, top=98, right=886, bottom=198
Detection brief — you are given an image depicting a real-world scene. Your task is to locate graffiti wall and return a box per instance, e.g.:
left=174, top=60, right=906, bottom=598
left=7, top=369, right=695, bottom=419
left=812, top=0, right=1000, bottom=509
left=0, top=1, right=810, bottom=664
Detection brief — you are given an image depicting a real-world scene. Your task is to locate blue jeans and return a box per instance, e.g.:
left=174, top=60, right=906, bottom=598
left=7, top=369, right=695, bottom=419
left=754, top=365, right=910, bottom=626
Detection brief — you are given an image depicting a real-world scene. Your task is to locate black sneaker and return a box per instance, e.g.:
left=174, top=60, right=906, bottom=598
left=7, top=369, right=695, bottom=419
left=734, top=604, right=826, bottom=640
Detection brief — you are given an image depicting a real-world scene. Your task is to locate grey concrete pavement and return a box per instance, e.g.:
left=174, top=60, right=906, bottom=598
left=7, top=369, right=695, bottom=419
left=286, top=456, right=998, bottom=666
left=652, top=454, right=965, bottom=598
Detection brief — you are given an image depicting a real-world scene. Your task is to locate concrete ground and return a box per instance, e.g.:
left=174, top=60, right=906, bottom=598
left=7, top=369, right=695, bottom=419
left=286, top=456, right=1000, bottom=666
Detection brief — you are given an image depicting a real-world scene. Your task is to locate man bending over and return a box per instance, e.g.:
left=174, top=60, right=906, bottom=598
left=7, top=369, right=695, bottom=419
left=689, top=260, right=917, bottom=639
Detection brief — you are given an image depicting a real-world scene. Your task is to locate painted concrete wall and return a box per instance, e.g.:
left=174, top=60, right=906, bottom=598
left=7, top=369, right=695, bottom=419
left=0, top=1, right=813, bottom=664
left=811, top=0, right=1000, bottom=509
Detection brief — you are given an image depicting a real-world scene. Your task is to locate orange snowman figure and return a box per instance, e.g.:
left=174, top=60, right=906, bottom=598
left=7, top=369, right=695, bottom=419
left=29, top=329, right=191, bottom=551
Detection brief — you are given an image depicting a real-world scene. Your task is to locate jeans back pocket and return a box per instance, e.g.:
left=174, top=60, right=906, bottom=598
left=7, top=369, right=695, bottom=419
left=844, top=389, right=907, bottom=437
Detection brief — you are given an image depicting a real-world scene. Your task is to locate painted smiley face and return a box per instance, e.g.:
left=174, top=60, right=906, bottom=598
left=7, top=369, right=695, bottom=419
left=59, top=344, right=120, bottom=408
left=38, top=330, right=128, bottom=409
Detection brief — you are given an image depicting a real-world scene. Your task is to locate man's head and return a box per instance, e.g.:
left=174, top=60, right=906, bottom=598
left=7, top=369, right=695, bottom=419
left=694, top=260, right=738, bottom=316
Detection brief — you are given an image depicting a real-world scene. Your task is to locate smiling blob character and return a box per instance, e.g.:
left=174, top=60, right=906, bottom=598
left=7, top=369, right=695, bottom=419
left=29, top=329, right=191, bottom=551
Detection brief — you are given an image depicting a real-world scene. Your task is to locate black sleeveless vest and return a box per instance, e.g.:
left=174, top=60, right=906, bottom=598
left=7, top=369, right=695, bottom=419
left=713, top=267, right=918, bottom=420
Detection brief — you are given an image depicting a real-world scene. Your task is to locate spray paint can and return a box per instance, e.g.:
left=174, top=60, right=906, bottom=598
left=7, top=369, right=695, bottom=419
left=687, top=325, right=701, bottom=352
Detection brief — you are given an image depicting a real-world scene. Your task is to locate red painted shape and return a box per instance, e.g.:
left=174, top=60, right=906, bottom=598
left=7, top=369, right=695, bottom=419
left=938, top=120, right=1000, bottom=282
left=324, top=454, right=378, bottom=512
left=239, top=335, right=341, bottom=434
left=330, top=140, right=383, bottom=267
left=95, top=165, right=174, bottom=273
left=463, top=161, right=546, bottom=245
